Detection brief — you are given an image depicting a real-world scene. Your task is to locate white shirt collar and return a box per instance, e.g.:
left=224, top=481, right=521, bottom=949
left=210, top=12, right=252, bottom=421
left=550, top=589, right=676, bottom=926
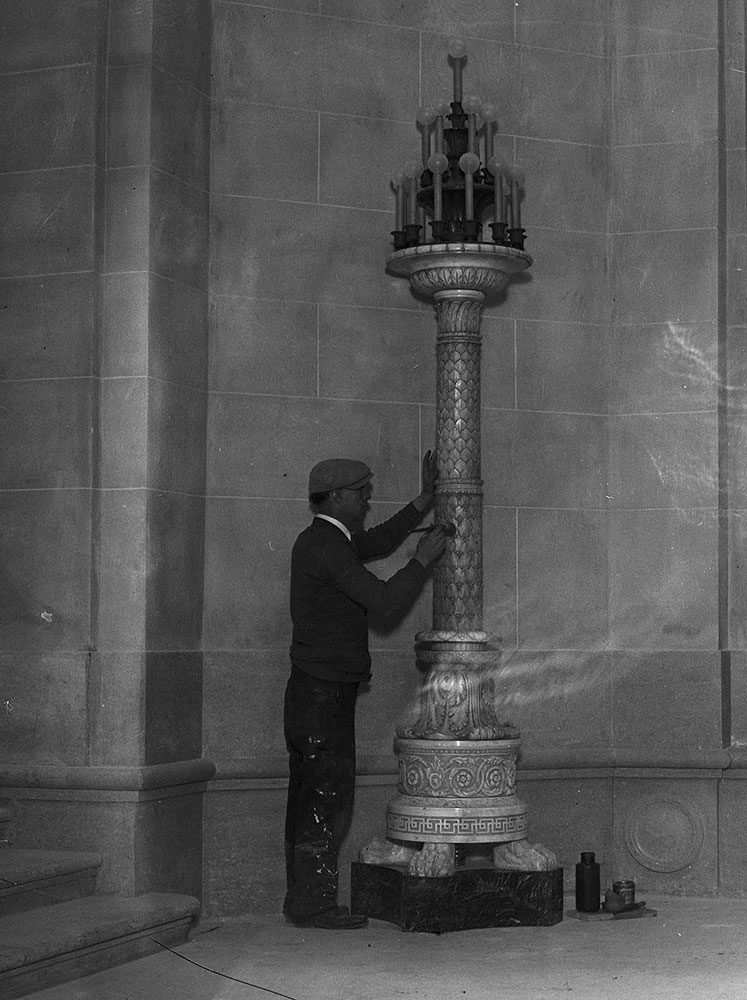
left=314, top=513, right=351, bottom=542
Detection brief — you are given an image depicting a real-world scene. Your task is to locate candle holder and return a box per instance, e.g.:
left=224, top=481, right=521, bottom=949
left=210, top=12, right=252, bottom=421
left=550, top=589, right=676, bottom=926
left=390, top=52, right=527, bottom=252
left=462, top=219, right=480, bottom=241
left=489, top=221, right=508, bottom=245
left=391, top=229, right=407, bottom=251
left=508, top=227, right=527, bottom=251
left=429, top=220, right=450, bottom=242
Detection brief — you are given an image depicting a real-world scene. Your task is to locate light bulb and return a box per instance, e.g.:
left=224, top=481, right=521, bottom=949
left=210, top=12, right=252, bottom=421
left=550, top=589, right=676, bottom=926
left=417, top=104, right=437, bottom=126
left=480, top=102, right=497, bottom=122
left=487, top=155, right=507, bottom=177
left=391, top=169, right=406, bottom=187
left=427, top=152, right=448, bottom=175
left=447, top=39, right=467, bottom=59
left=403, top=159, right=422, bottom=179
left=459, top=152, right=480, bottom=175
left=462, top=94, right=481, bottom=115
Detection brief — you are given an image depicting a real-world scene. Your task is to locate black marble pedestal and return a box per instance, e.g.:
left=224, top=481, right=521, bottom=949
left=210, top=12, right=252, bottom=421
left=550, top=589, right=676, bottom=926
left=350, top=861, right=564, bottom=933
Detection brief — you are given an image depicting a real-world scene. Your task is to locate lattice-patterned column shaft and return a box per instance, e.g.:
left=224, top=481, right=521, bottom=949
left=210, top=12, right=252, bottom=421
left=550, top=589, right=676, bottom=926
left=385, top=246, right=531, bottom=747
left=433, top=292, right=484, bottom=633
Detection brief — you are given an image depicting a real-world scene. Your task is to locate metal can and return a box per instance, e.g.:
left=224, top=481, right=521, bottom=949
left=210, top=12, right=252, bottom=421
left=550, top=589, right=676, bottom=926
left=613, top=879, right=636, bottom=908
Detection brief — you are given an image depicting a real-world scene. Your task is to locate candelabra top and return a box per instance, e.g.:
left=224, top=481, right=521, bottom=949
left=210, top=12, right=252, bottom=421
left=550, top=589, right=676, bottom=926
left=391, top=43, right=527, bottom=254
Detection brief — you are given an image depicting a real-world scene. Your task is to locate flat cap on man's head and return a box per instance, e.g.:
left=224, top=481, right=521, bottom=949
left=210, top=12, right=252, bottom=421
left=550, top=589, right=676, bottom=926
left=308, top=459, right=372, bottom=496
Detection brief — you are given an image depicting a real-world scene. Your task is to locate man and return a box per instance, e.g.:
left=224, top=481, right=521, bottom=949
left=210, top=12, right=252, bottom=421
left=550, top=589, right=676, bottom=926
left=283, top=451, right=447, bottom=929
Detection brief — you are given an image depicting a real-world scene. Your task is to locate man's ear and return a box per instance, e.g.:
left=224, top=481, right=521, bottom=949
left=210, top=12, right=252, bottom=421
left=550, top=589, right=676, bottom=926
left=329, top=489, right=343, bottom=508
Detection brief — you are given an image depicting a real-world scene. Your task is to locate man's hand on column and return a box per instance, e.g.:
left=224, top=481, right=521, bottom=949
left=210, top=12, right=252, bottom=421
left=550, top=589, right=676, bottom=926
left=414, top=524, right=448, bottom=566
left=413, top=449, right=438, bottom=512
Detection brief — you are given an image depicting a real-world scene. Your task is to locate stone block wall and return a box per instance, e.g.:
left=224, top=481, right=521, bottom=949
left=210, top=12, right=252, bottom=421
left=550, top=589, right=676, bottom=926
left=0, top=0, right=212, bottom=897
left=3, top=0, right=747, bottom=914
left=0, top=0, right=104, bottom=768
left=202, top=0, right=747, bottom=914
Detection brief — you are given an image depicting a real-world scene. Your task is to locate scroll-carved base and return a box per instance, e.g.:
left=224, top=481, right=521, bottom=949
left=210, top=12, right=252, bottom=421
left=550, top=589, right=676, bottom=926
left=385, top=737, right=528, bottom=861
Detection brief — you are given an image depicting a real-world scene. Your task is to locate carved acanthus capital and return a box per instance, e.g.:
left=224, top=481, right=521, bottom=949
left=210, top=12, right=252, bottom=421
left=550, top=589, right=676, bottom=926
left=386, top=243, right=532, bottom=303
left=397, top=660, right=520, bottom=741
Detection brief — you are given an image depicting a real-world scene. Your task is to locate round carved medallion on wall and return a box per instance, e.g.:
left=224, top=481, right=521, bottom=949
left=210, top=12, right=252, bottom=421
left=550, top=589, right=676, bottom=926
left=624, top=797, right=705, bottom=873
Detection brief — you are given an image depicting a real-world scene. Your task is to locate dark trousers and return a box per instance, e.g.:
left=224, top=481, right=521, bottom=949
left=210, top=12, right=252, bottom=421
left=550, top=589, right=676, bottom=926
left=283, top=666, right=359, bottom=920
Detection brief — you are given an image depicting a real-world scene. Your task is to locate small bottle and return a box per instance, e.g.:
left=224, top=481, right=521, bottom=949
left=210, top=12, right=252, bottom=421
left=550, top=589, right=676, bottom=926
left=575, top=851, right=600, bottom=912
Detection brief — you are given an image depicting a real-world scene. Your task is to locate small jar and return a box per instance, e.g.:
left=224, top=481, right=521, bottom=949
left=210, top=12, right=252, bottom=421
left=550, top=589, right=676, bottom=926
left=613, top=879, right=635, bottom=909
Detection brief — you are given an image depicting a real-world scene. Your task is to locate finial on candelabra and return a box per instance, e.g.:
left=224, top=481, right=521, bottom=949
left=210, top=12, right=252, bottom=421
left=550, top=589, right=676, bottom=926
left=447, top=38, right=467, bottom=104
left=390, top=44, right=527, bottom=251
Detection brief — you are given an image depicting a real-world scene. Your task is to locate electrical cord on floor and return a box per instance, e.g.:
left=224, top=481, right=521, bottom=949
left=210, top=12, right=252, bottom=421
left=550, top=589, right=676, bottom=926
left=2, top=873, right=303, bottom=998
left=150, top=938, right=302, bottom=1000
left=1, top=875, right=301, bottom=1000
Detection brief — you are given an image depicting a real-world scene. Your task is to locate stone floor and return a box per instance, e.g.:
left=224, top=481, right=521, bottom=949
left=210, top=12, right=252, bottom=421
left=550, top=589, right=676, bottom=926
left=21, top=895, right=747, bottom=1000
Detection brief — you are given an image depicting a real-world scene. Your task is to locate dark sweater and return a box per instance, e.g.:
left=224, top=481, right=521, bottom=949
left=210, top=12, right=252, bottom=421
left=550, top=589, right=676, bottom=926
left=289, top=502, right=428, bottom=682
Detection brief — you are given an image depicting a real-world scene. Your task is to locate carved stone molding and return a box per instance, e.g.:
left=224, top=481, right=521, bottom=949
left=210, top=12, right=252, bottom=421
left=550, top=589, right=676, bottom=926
left=395, top=738, right=518, bottom=798
left=386, top=800, right=528, bottom=843
left=0, top=759, right=216, bottom=791
left=386, top=738, right=527, bottom=844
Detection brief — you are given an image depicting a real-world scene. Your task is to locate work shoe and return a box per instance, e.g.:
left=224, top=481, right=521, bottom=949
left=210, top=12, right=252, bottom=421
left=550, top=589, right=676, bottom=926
left=286, top=905, right=368, bottom=929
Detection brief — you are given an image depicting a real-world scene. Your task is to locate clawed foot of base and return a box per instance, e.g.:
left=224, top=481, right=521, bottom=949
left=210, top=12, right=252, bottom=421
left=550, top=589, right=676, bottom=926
left=408, top=842, right=455, bottom=877
left=359, top=837, right=420, bottom=865
left=492, top=839, right=557, bottom=871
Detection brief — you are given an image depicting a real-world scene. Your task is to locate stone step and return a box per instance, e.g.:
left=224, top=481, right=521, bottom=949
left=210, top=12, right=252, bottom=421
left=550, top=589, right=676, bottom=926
left=0, top=849, right=102, bottom=917
left=0, top=892, right=200, bottom=999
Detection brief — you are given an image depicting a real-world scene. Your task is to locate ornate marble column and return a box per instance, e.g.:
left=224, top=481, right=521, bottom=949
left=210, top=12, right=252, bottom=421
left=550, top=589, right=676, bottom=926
left=353, top=48, right=561, bottom=929
left=383, top=244, right=532, bottom=877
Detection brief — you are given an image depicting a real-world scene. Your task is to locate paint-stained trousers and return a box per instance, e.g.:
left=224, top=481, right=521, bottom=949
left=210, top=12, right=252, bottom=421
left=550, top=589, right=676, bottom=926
left=283, top=665, right=359, bottom=921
